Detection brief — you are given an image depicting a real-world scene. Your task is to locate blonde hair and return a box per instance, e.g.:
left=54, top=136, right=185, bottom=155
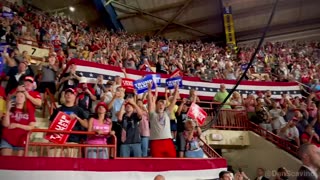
left=184, top=119, right=196, bottom=129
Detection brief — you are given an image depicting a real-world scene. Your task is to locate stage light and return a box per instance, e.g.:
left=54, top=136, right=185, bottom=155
left=69, top=6, right=75, bottom=12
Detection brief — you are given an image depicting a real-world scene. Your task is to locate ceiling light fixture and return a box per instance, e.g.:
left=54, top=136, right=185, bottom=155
left=69, top=6, right=75, bottom=12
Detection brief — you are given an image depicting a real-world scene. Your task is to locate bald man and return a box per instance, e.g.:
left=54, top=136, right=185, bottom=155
left=213, top=84, right=231, bottom=109
left=297, top=143, right=320, bottom=180
left=154, top=174, right=165, bottom=180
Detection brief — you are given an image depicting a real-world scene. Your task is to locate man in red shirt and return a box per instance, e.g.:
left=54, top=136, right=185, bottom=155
left=9, top=76, right=42, bottom=111
left=52, top=35, right=61, bottom=52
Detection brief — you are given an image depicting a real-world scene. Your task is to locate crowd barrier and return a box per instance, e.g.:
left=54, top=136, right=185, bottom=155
left=25, top=129, right=117, bottom=158
left=210, top=109, right=299, bottom=157
left=249, top=122, right=299, bottom=156
left=200, top=138, right=222, bottom=158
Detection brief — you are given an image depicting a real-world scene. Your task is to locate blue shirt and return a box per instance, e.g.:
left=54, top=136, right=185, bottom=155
left=111, top=98, right=124, bottom=122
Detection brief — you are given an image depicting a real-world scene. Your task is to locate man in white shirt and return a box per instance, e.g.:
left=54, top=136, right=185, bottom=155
left=297, top=143, right=320, bottom=180
left=280, top=120, right=300, bottom=147
left=148, top=83, right=179, bottom=157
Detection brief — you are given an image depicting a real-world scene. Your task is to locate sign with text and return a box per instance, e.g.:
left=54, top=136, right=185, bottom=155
left=121, top=78, right=134, bottom=90
left=45, top=112, right=76, bottom=144
left=17, top=44, right=49, bottom=58
left=133, top=75, right=155, bottom=94
left=145, top=74, right=161, bottom=86
left=187, top=103, right=207, bottom=125
left=166, top=76, right=183, bottom=90
left=2, top=12, right=13, bottom=19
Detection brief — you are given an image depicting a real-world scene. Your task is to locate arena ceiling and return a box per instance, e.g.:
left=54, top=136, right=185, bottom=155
left=29, top=0, right=320, bottom=42
left=28, top=0, right=104, bottom=26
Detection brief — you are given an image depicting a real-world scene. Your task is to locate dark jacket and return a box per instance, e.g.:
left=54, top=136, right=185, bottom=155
left=297, top=166, right=317, bottom=180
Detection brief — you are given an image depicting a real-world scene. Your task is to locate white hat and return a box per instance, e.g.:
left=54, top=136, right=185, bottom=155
left=79, top=77, right=87, bottom=84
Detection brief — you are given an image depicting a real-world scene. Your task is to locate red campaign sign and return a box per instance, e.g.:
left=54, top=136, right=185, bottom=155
left=45, top=112, right=77, bottom=144
left=187, top=103, right=208, bottom=125
left=121, top=78, right=134, bottom=90
left=170, top=69, right=183, bottom=78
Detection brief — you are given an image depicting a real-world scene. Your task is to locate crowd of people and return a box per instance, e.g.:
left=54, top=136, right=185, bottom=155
left=0, top=1, right=320, bottom=179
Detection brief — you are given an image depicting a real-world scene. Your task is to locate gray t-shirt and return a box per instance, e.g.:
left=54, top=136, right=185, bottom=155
left=41, top=66, right=56, bottom=82
left=149, top=111, right=172, bottom=140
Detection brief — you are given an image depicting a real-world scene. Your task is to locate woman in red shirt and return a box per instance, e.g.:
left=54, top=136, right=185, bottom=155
left=0, top=91, right=35, bottom=156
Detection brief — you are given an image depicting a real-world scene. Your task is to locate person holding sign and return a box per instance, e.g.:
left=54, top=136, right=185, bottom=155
left=164, top=88, right=179, bottom=141
left=1, top=91, right=35, bottom=156
left=183, top=119, right=204, bottom=158
left=49, top=88, right=89, bottom=157
left=86, top=102, right=114, bottom=159
left=148, top=83, right=179, bottom=158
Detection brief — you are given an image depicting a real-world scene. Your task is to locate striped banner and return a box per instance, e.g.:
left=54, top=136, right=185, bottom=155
left=0, top=156, right=227, bottom=180
left=68, top=59, right=301, bottom=101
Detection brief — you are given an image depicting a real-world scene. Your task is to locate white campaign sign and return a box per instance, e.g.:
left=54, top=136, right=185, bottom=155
left=17, top=44, right=49, bottom=58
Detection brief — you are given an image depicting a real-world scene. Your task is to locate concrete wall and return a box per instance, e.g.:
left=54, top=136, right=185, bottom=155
left=203, top=130, right=250, bottom=147
left=222, top=132, right=301, bottom=180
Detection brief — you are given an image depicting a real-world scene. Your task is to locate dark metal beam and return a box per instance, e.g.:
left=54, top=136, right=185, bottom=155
left=154, top=0, right=193, bottom=36
left=236, top=18, right=320, bottom=41
left=233, top=0, right=316, bottom=20
left=134, top=15, right=219, bottom=35
left=116, top=1, right=186, bottom=20
left=122, top=0, right=317, bottom=36
left=111, top=1, right=213, bottom=37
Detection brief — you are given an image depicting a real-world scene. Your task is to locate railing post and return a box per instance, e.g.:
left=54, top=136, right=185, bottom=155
left=42, top=91, right=47, bottom=118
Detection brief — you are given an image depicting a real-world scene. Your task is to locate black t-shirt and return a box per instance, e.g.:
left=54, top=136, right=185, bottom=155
left=122, top=112, right=141, bottom=144
left=176, top=111, right=188, bottom=133
left=77, top=93, right=92, bottom=112
left=156, top=62, right=167, bottom=74
left=49, top=105, right=89, bottom=143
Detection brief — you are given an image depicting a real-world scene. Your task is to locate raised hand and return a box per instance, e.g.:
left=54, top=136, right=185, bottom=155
left=148, top=82, right=153, bottom=90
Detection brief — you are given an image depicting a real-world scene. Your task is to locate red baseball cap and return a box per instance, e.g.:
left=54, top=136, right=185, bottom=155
left=24, top=76, right=34, bottom=83
left=65, top=88, right=77, bottom=95
left=95, top=102, right=108, bottom=113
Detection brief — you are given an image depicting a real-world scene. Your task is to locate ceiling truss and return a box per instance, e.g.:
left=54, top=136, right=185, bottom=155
left=111, top=0, right=214, bottom=37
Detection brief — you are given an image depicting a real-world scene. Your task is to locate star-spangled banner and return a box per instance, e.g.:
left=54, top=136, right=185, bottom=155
left=66, top=59, right=301, bottom=101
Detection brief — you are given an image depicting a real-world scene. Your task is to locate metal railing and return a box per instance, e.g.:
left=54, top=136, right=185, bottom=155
left=208, top=109, right=299, bottom=157
left=200, top=138, right=222, bottom=158
left=25, top=129, right=117, bottom=159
